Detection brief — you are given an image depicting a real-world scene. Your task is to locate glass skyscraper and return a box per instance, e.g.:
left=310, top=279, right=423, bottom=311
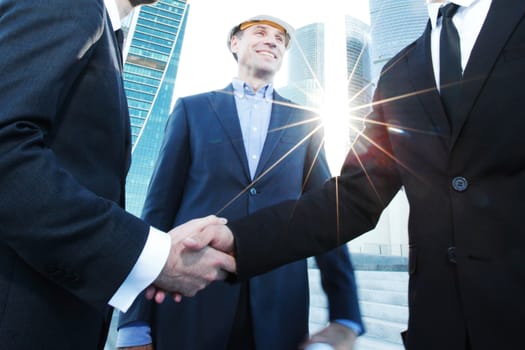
left=279, top=16, right=371, bottom=114
left=369, top=0, right=428, bottom=79
left=280, top=18, right=371, bottom=135
left=280, top=22, right=325, bottom=110
left=122, top=0, right=189, bottom=216
left=345, top=15, right=372, bottom=121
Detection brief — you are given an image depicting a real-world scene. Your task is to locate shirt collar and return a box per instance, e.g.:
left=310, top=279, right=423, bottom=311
left=232, top=78, right=274, bottom=102
left=104, top=0, right=122, bottom=31
left=428, top=0, right=477, bottom=28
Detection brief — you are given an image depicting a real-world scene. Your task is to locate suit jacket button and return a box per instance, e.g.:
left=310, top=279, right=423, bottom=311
left=249, top=187, right=257, bottom=196
left=452, top=176, right=468, bottom=192
left=447, top=246, right=457, bottom=264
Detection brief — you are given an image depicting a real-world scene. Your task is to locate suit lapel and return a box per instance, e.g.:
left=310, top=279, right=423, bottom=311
left=104, top=9, right=123, bottom=72
left=255, top=93, right=293, bottom=179
left=209, top=85, right=251, bottom=180
left=407, top=22, right=451, bottom=144
left=451, top=0, right=525, bottom=146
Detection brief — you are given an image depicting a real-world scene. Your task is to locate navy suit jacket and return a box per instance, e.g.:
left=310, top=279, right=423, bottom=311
left=0, top=1, right=149, bottom=348
left=120, top=85, right=362, bottom=349
left=230, top=1, right=525, bottom=349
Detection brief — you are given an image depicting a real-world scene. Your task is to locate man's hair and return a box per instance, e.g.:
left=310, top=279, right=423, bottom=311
left=129, top=0, right=157, bottom=6
left=230, top=31, right=244, bottom=62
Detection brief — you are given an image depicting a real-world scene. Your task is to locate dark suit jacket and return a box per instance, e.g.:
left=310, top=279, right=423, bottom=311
left=230, top=1, right=525, bottom=349
left=119, top=85, right=362, bottom=350
left=0, top=1, right=149, bottom=349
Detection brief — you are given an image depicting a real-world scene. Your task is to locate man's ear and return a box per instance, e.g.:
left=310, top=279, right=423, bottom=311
left=230, top=35, right=239, bottom=54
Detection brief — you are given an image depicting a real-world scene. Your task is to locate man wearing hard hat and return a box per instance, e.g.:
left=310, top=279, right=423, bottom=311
left=117, top=14, right=363, bottom=350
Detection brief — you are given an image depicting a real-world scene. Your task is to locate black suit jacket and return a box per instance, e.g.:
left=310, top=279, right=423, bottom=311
left=230, top=1, right=525, bottom=349
left=119, top=86, right=362, bottom=350
left=0, top=1, right=149, bottom=348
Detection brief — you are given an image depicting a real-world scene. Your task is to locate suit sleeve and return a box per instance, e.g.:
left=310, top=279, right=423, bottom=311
left=229, top=82, right=403, bottom=279
left=302, top=119, right=364, bottom=327
left=0, top=0, right=149, bottom=309
left=119, top=98, right=191, bottom=327
left=140, top=98, right=191, bottom=232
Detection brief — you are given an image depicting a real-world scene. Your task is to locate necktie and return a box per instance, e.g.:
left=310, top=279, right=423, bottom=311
left=115, top=29, right=124, bottom=54
left=439, top=3, right=461, bottom=125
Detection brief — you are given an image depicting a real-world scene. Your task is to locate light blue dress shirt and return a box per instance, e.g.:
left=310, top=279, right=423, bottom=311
left=232, top=77, right=273, bottom=179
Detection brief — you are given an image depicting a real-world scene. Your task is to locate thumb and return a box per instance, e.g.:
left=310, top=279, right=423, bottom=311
left=184, top=215, right=227, bottom=233
left=218, top=252, right=237, bottom=273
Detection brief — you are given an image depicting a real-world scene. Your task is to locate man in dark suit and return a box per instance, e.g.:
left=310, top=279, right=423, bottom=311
left=118, top=15, right=363, bottom=350
left=0, top=1, right=234, bottom=349
left=185, top=1, right=525, bottom=349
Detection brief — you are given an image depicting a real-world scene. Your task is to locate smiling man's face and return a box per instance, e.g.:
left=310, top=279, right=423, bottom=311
left=230, top=23, right=287, bottom=80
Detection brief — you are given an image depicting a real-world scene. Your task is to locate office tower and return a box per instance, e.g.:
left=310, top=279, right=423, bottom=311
left=369, top=0, right=428, bottom=79
left=345, top=15, right=373, bottom=122
left=123, top=0, right=189, bottom=215
left=282, top=18, right=371, bottom=112
left=280, top=23, right=325, bottom=110
left=280, top=18, right=371, bottom=155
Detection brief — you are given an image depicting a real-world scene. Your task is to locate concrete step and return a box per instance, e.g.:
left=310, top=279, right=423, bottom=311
left=309, top=304, right=329, bottom=327
left=310, top=271, right=409, bottom=302
left=359, top=287, right=408, bottom=307
left=309, top=267, right=409, bottom=349
left=360, top=300, right=408, bottom=324
left=355, top=270, right=409, bottom=282
left=356, top=335, right=405, bottom=350
left=361, top=316, right=406, bottom=344
left=355, top=272, right=409, bottom=294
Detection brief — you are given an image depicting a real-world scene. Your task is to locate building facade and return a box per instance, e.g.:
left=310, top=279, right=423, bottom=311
left=369, top=0, right=428, bottom=79
left=279, top=17, right=372, bottom=170
left=122, top=0, right=189, bottom=216
left=345, top=15, right=373, bottom=136
left=279, top=22, right=326, bottom=110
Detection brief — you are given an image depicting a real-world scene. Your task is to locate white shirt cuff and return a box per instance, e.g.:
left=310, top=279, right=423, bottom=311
left=109, top=226, right=171, bottom=312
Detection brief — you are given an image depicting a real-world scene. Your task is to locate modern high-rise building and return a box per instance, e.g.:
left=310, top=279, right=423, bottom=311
left=280, top=17, right=371, bottom=148
left=369, top=0, right=428, bottom=79
left=279, top=22, right=325, bottom=110
left=345, top=15, right=373, bottom=122
left=121, top=0, right=189, bottom=216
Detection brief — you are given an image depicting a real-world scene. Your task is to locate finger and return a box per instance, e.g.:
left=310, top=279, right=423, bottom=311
left=182, top=236, right=203, bottom=250
left=169, top=216, right=227, bottom=245
left=173, top=293, right=183, bottom=303
left=220, top=253, right=237, bottom=273
left=154, top=290, right=167, bottom=304
left=209, top=225, right=235, bottom=253
left=144, top=286, right=156, bottom=300
left=181, top=225, right=219, bottom=250
left=223, top=257, right=237, bottom=274
left=183, top=215, right=227, bottom=233
left=185, top=225, right=234, bottom=253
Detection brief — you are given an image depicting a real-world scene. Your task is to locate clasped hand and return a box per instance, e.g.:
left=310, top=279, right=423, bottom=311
left=150, top=215, right=236, bottom=303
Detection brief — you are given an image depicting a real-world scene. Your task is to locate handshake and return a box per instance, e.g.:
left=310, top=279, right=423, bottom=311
left=148, top=215, right=236, bottom=303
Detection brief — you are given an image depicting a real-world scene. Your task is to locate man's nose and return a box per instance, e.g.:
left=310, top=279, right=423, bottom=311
left=264, top=38, right=277, bottom=48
